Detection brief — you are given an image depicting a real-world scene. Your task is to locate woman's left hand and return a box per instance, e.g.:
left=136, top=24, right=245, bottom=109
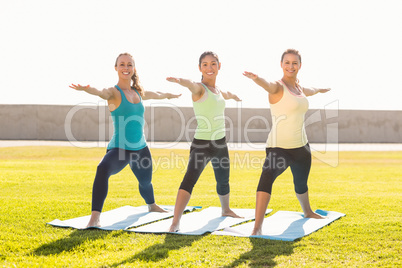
left=232, top=94, right=242, bottom=102
left=319, top=88, right=331, bottom=93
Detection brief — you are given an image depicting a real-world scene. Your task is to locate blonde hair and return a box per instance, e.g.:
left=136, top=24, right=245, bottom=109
left=115, top=53, right=144, bottom=97
left=281, top=48, right=301, bottom=63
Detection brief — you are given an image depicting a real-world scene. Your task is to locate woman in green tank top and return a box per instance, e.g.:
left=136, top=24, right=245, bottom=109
left=166, top=51, right=242, bottom=232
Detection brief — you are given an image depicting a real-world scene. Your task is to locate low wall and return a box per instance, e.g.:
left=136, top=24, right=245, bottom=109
left=0, top=104, right=401, bottom=143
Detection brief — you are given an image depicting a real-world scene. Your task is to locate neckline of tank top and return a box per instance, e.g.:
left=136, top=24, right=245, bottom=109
left=115, top=85, right=141, bottom=104
left=201, top=83, right=221, bottom=95
left=280, top=80, right=304, bottom=97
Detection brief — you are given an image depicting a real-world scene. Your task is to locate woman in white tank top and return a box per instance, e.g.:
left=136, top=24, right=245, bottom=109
left=243, top=49, right=331, bottom=236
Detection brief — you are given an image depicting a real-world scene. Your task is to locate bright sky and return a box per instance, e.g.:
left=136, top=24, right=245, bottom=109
left=1, top=0, right=401, bottom=111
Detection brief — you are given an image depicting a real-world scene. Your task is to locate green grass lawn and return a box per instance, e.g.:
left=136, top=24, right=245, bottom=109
left=0, top=146, right=401, bottom=267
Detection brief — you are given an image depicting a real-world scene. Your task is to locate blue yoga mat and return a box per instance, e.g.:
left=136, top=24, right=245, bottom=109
left=212, top=209, right=345, bottom=241
left=128, top=207, right=272, bottom=235
left=47, top=205, right=200, bottom=230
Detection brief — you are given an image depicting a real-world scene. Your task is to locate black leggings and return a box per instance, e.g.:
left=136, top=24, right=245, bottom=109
left=179, top=137, right=230, bottom=195
left=92, top=147, right=155, bottom=212
left=257, top=144, right=311, bottom=194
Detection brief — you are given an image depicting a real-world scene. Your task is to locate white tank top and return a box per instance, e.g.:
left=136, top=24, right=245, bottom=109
left=266, top=80, right=309, bottom=149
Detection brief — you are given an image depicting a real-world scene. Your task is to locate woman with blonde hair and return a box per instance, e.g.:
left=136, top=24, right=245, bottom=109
left=70, top=53, right=181, bottom=227
left=243, top=49, right=331, bottom=235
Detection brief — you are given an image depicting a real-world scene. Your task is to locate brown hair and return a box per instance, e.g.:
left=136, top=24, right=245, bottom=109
left=281, top=48, right=301, bottom=63
left=198, top=51, right=220, bottom=66
left=198, top=51, right=220, bottom=81
left=115, top=53, right=144, bottom=97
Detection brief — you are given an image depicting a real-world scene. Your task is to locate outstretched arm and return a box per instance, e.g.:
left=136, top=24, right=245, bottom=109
left=143, top=91, right=182, bottom=100
left=302, top=87, right=331, bottom=97
left=166, top=77, right=204, bottom=96
left=221, top=90, right=241, bottom=102
left=242, top=71, right=281, bottom=94
left=69, top=84, right=115, bottom=100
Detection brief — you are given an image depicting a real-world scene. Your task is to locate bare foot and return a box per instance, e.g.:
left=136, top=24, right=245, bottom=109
left=305, top=212, right=327, bottom=219
left=168, top=224, right=179, bottom=232
left=222, top=209, right=243, bottom=218
left=86, top=220, right=101, bottom=228
left=251, top=228, right=262, bottom=236
left=86, top=211, right=101, bottom=228
left=148, top=203, right=168, bottom=213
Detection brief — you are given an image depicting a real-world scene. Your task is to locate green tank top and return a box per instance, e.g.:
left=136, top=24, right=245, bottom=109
left=193, top=83, right=226, bottom=140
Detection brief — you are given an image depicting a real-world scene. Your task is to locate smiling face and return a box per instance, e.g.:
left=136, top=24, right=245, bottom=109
left=199, top=54, right=221, bottom=80
left=281, top=53, right=301, bottom=79
left=115, top=54, right=135, bottom=81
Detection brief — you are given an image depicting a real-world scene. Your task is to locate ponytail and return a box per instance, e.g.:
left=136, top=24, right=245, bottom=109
left=131, top=69, right=145, bottom=97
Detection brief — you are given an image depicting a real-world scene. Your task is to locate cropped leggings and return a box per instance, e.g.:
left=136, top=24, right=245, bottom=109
left=257, top=143, right=311, bottom=195
left=92, top=146, right=155, bottom=212
left=179, top=137, right=230, bottom=195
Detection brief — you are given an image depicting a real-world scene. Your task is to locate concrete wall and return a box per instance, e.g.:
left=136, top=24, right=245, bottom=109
left=0, top=104, right=401, bottom=143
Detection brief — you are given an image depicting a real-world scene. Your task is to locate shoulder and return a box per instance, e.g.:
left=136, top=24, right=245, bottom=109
left=194, top=82, right=206, bottom=95
left=109, top=86, right=120, bottom=94
left=105, top=86, right=121, bottom=100
left=274, top=80, right=284, bottom=88
left=105, top=86, right=118, bottom=93
left=191, top=83, right=207, bottom=102
left=196, top=82, right=206, bottom=90
left=300, top=86, right=315, bottom=96
left=270, top=80, right=284, bottom=95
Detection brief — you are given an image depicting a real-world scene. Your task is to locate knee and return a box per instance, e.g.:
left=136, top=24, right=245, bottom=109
left=295, top=183, right=308, bottom=194
left=215, top=172, right=230, bottom=195
left=257, top=184, right=272, bottom=194
left=97, top=159, right=107, bottom=169
left=179, top=173, right=198, bottom=194
left=257, top=172, right=275, bottom=194
left=179, top=180, right=195, bottom=195
left=96, top=161, right=113, bottom=176
left=257, top=178, right=274, bottom=194
left=216, top=183, right=229, bottom=195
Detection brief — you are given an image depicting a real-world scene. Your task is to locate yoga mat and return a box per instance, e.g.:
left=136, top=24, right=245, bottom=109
left=128, top=207, right=272, bottom=235
left=47, top=205, right=200, bottom=230
left=212, top=209, right=345, bottom=241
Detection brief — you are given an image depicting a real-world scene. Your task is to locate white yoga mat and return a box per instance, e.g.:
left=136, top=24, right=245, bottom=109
left=212, top=209, right=345, bottom=241
left=128, top=207, right=272, bottom=235
left=47, top=205, right=200, bottom=230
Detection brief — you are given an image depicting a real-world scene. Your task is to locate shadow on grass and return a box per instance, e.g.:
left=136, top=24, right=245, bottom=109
left=32, top=228, right=116, bottom=256
left=223, top=238, right=295, bottom=267
left=111, top=233, right=295, bottom=267
left=110, top=210, right=232, bottom=265
left=110, top=233, right=203, bottom=266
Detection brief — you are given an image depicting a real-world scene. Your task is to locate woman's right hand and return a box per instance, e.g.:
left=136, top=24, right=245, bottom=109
left=69, top=84, right=90, bottom=91
left=242, top=71, right=258, bottom=80
left=166, top=77, right=202, bottom=97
